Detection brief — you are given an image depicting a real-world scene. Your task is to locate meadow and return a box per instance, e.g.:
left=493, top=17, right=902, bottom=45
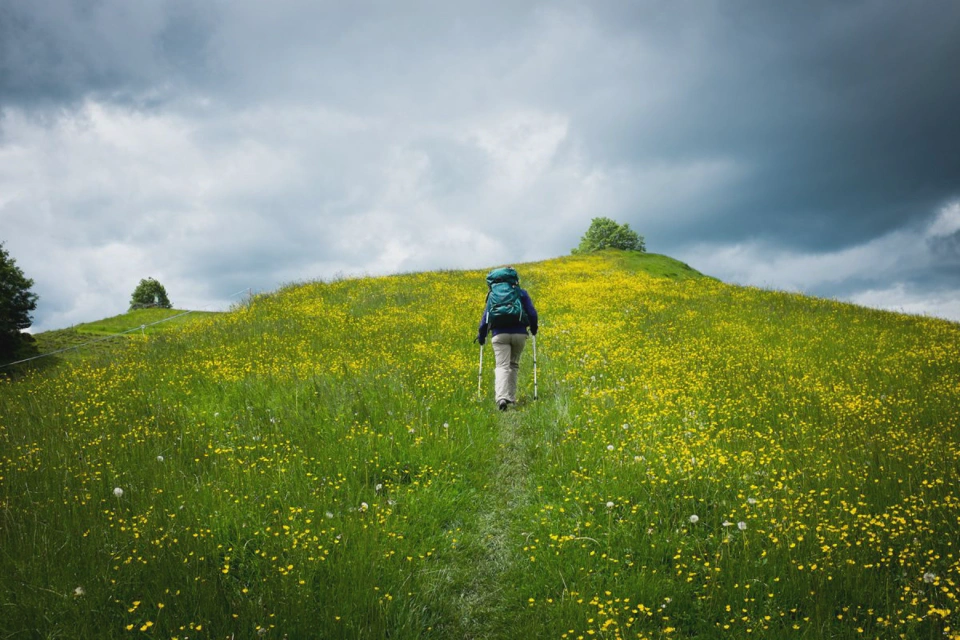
left=1, top=251, right=959, bottom=639
left=19, top=308, right=219, bottom=365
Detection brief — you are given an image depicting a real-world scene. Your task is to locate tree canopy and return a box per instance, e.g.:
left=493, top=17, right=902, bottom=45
left=0, top=243, right=39, bottom=360
left=572, top=217, right=646, bottom=254
left=130, top=278, right=172, bottom=310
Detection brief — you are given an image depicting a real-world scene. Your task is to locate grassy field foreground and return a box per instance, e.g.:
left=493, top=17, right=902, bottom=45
left=1, top=252, right=959, bottom=639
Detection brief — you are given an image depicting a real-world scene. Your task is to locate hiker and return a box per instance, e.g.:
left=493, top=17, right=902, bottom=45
left=476, top=267, right=538, bottom=410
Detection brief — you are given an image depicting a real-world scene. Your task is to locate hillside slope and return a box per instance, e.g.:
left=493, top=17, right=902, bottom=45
left=2, top=252, right=959, bottom=639
left=14, top=308, right=220, bottom=366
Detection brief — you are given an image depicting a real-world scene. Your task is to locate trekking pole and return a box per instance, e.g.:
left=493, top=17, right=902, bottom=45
left=532, top=334, right=538, bottom=400
left=477, top=344, right=484, bottom=401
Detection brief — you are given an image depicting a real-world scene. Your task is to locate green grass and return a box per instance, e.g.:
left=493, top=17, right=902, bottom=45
left=602, top=249, right=709, bottom=280
left=71, top=308, right=220, bottom=336
left=1, top=251, right=958, bottom=639
left=12, top=309, right=220, bottom=368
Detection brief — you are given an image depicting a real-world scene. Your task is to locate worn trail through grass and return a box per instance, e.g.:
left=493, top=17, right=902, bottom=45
left=454, top=408, right=535, bottom=638
left=449, top=330, right=564, bottom=638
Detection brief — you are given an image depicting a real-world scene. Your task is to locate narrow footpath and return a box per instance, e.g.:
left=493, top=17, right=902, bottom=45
left=454, top=409, right=536, bottom=639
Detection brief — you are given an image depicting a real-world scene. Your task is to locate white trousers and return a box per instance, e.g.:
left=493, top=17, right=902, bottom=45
left=492, top=333, right=527, bottom=403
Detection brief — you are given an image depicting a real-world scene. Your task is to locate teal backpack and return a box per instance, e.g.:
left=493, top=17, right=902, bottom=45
left=485, top=267, right=527, bottom=328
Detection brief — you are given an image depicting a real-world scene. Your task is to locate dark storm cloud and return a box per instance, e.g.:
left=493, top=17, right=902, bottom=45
left=929, top=231, right=960, bottom=265
left=572, top=1, right=960, bottom=251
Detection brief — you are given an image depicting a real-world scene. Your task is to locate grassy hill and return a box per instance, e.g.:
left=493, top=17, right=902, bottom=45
left=1, top=252, right=959, bottom=639
left=9, top=308, right=219, bottom=367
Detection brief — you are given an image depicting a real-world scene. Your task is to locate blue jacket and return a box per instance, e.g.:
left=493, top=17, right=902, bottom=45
left=477, top=288, right=538, bottom=343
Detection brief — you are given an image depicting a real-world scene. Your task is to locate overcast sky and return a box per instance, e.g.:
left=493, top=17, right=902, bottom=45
left=2, top=0, right=959, bottom=331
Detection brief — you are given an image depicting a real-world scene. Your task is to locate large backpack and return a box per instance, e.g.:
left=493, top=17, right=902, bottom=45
left=485, top=267, right=526, bottom=328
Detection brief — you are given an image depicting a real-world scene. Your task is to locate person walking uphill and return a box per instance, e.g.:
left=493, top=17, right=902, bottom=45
left=476, top=266, right=538, bottom=411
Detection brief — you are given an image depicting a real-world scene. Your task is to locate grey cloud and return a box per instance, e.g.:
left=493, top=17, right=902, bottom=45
left=0, top=0, right=215, bottom=109
left=929, top=233, right=960, bottom=265
left=1, top=99, right=586, bottom=329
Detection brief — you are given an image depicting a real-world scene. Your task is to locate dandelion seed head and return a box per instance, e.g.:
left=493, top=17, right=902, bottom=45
left=606, top=501, right=615, bottom=509
left=737, top=521, right=747, bottom=531
left=689, top=515, right=699, bottom=524
left=156, top=455, right=164, bottom=463
left=606, top=444, right=614, bottom=451
left=747, top=497, right=757, bottom=505
left=923, top=572, right=937, bottom=583
left=113, top=487, right=123, bottom=498
left=359, top=502, right=368, bottom=512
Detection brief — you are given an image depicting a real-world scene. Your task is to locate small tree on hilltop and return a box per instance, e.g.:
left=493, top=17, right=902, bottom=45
left=130, top=278, right=172, bottom=310
left=0, top=242, right=39, bottom=360
left=572, top=217, right=646, bottom=254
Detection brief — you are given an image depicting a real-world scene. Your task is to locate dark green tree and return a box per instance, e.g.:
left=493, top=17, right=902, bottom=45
left=0, top=242, right=39, bottom=360
left=572, top=217, right=646, bottom=254
left=130, top=277, right=172, bottom=310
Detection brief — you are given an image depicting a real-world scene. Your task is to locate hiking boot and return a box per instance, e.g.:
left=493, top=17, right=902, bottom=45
left=498, top=400, right=508, bottom=411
